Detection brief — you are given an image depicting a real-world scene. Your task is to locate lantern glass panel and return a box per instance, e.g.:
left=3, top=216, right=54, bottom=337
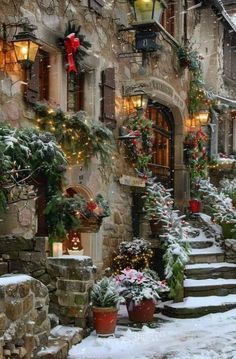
left=28, top=41, right=39, bottom=62
left=14, top=40, right=30, bottom=61
left=134, top=0, right=165, bottom=22
left=13, top=39, right=39, bottom=63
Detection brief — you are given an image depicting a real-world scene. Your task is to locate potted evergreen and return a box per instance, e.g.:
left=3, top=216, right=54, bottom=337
left=91, top=277, right=120, bottom=336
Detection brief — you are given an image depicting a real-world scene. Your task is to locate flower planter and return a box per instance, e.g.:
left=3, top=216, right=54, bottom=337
left=126, top=299, right=156, bottom=323
left=189, top=199, right=201, bottom=213
left=92, top=307, right=118, bottom=335
left=79, top=217, right=102, bottom=233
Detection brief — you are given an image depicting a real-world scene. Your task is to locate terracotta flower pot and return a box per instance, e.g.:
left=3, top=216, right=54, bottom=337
left=126, top=299, right=156, bottom=323
left=189, top=199, right=201, bottom=213
left=92, top=307, right=118, bottom=335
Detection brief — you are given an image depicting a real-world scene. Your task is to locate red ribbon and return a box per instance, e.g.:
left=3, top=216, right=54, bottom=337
left=64, top=33, right=80, bottom=73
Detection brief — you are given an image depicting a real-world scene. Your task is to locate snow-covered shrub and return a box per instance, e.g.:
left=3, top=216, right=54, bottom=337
left=115, top=268, right=168, bottom=304
left=220, top=178, right=236, bottom=204
left=91, top=277, right=120, bottom=308
left=112, top=238, right=153, bottom=273
left=199, top=178, right=236, bottom=237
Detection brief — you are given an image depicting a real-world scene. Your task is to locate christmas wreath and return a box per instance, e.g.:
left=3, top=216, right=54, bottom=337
left=58, top=21, right=91, bottom=74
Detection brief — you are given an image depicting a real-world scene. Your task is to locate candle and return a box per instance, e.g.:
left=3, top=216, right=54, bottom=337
left=53, top=242, right=63, bottom=257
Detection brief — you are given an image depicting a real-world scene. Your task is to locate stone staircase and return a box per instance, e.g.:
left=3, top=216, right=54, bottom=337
left=162, top=229, right=236, bottom=318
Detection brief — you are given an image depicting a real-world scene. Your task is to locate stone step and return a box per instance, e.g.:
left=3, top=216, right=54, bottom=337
left=184, top=278, right=236, bottom=297
left=182, top=238, right=214, bottom=249
left=188, top=247, right=224, bottom=264
left=162, top=294, right=236, bottom=318
left=36, top=339, right=68, bottom=359
left=185, top=262, right=236, bottom=279
left=36, top=326, right=83, bottom=359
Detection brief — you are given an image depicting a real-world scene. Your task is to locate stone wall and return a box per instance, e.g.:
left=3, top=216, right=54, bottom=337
left=0, top=236, right=95, bottom=330
left=0, top=274, right=50, bottom=358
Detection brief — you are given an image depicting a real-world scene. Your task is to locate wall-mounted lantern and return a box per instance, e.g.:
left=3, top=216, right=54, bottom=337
left=131, top=0, right=167, bottom=24
left=123, top=94, right=148, bottom=115
left=119, top=0, right=167, bottom=65
left=130, top=0, right=167, bottom=53
left=194, top=110, right=210, bottom=126
left=1, top=20, right=40, bottom=71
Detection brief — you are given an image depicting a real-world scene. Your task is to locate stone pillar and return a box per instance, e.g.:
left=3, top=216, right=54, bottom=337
left=47, top=256, right=96, bottom=328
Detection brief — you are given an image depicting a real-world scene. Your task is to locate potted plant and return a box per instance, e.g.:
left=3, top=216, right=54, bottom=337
left=91, top=277, right=120, bottom=336
left=177, top=42, right=202, bottom=71
left=115, top=268, right=168, bottom=323
left=112, top=237, right=153, bottom=274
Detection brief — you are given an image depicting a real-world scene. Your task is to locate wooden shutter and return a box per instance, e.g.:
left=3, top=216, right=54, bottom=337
left=25, top=56, right=40, bottom=104
left=101, top=68, right=116, bottom=129
left=88, top=0, right=104, bottom=15
left=231, top=36, right=236, bottom=80
left=25, top=50, right=49, bottom=104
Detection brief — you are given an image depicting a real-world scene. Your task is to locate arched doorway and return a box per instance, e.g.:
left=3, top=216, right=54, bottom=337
left=147, top=102, right=174, bottom=188
left=132, top=102, right=175, bottom=237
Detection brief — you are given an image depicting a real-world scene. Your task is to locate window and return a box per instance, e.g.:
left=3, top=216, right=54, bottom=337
left=67, top=73, right=85, bottom=112
left=224, top=30, right=236, bottom=80
left=25, top=49, right=49, bottom=104
left=161, top=0, right=175, bottom=36
left=147, top=105, right=174, bottom=187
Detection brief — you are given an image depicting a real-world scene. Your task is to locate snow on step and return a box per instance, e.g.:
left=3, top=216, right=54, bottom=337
left=167, top=294, right=236, bottom=309
left=189, top=246, right=223, bottom=255
left=184, top=278, right=236, bottom=287
left=185, top=262, right=236, bottom=270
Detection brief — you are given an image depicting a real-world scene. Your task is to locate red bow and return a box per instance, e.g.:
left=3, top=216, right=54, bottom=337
left=64, top=33, right=80, bottom=73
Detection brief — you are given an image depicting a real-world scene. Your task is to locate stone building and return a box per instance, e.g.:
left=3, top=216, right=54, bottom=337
left=0, top=0, right=193, bottom=268
left=0, top=0, right=236, bottom=355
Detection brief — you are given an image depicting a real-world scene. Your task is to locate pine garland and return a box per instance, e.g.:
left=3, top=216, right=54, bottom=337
left=34, top=102, right=115, bottom=167
left=144, top=179, right=191, bottom=298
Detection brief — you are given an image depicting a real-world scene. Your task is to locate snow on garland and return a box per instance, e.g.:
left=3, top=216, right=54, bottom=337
left=144, top=179, right=191, bottom=298
left=198, top=178, right=236, bottom=227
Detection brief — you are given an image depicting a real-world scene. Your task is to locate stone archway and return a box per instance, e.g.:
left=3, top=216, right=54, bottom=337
left=123, top=76, right=189, bottom=207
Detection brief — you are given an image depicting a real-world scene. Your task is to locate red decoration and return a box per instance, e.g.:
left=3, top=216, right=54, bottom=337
left=87, top=200, right=97, bottom=212
left=64, top=33, right=80, bottom=73
left=189, top=199, right=201, bottom=213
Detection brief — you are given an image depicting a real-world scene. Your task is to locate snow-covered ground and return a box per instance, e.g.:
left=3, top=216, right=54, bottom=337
left=68, top=307, right=236, bottom=359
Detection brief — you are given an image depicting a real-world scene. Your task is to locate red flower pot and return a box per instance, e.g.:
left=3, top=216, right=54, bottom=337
left=189, top=199, right=201, bottom=213
left=126, top=299, right=156, bottom=323
left=92, top=307, right=118, bottom=335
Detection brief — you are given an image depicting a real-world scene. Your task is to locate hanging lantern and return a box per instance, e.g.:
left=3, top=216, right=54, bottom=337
left=12, top=28, right=40, bottom=69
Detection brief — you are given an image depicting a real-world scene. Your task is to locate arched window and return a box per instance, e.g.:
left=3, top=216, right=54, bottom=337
left=147, top=104, right=174, bottom=187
